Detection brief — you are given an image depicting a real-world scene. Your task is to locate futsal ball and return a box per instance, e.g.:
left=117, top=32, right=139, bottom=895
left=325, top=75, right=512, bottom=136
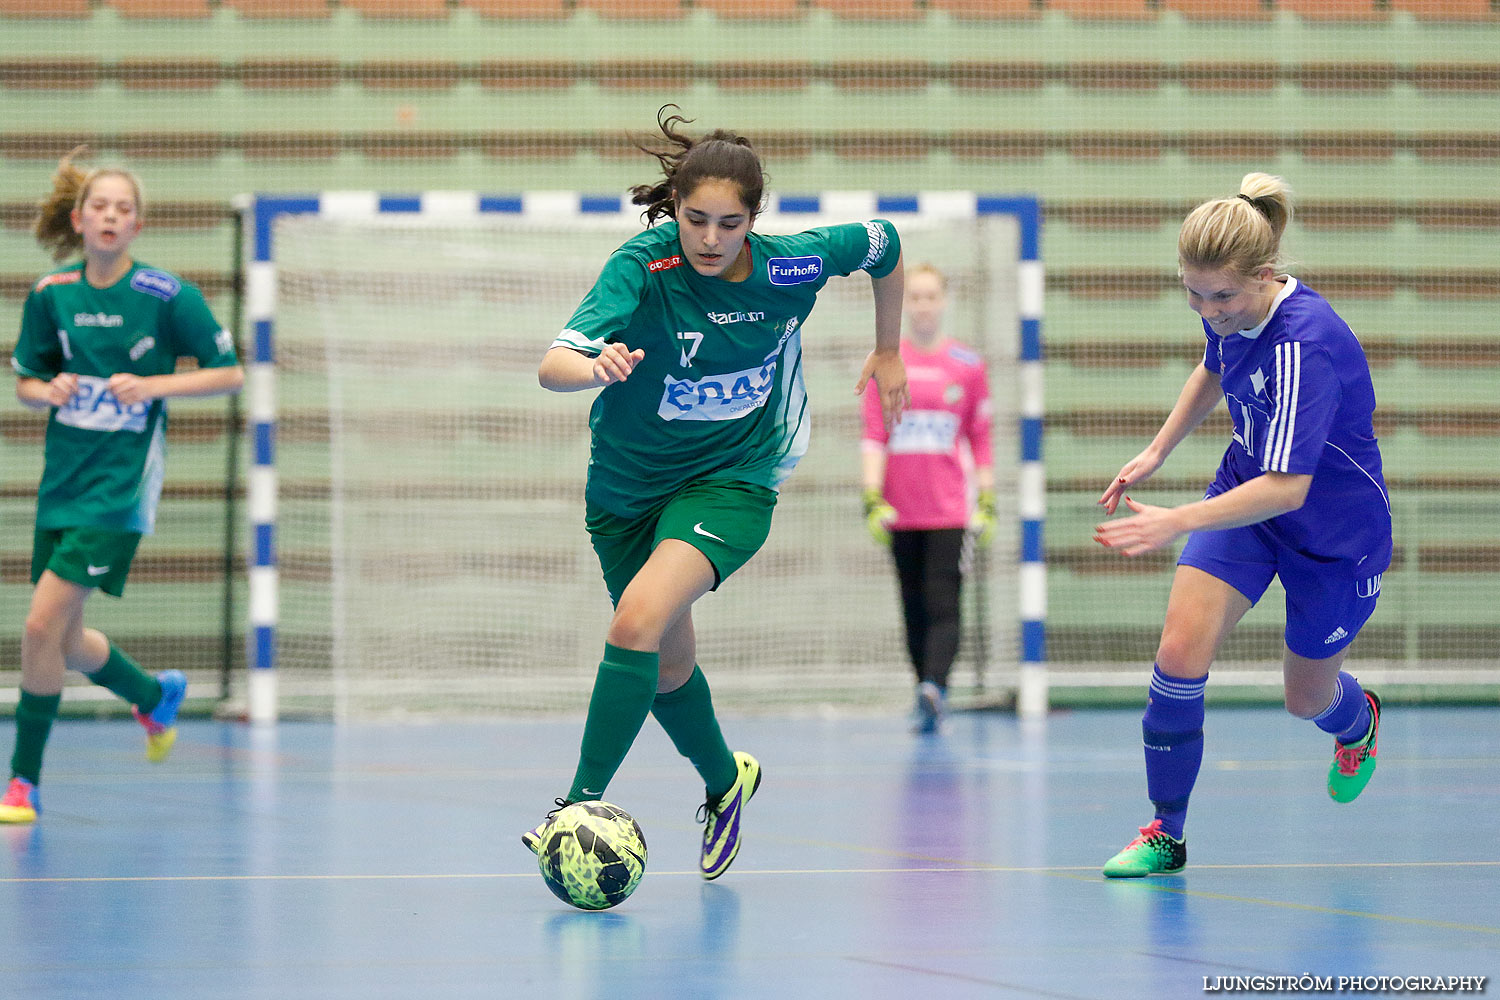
left=537, top=801, right=648, bottom=910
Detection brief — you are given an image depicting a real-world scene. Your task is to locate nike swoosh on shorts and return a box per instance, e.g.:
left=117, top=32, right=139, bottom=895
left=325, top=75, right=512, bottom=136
left=693, top=523, right=726, bottom=543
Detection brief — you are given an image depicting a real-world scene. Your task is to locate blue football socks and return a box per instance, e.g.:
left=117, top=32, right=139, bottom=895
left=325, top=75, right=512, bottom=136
left=1313, top=671, right=1373, bottom=745
left=1141, top=664, right=1206, bottom=841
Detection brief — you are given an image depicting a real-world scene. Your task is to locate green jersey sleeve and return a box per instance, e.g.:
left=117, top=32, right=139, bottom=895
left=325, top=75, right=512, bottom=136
left=12, top=282, right=65, bottom=380
left=552, top=250, right=649, bottom=356
left=805, top=219, right=901, bottom=281
left=166, top=280, right=237, bottom=367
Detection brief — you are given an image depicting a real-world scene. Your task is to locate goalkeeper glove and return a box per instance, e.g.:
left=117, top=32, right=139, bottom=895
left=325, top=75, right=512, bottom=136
left=862, top=488, right=897, bottom=546
left=971, top=489, right=997, bottom=546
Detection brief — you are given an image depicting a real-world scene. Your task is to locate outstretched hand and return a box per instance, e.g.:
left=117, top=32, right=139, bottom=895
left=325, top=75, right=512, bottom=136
left=1093, top=495, right=1183, bottom=557
left=1098, top=449, right=1164, bottom=515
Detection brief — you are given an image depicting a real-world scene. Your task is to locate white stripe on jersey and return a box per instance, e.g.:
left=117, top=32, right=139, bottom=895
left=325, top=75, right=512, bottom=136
left=1265, top=341, right=1300, bottom=472
left=1326, top=442, right=1392, bottom=514
left=861, top=221, right=888, bottom=271
left=553, top=328, right=607, bottom=355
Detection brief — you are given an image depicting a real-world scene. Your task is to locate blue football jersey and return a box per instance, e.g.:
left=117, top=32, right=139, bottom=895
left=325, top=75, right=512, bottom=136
left=1202, top=278, right=1392, bottom=570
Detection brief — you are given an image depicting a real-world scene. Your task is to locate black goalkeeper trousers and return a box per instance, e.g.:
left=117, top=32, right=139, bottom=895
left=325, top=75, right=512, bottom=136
left=889, top=527, right=966, bottom=690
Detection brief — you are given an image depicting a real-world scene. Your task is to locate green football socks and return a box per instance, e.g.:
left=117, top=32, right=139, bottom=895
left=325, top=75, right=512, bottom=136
left=567, top=643, right=659, bottom=803
left=10, top=690, right=62, bottom=786
left=84, top=644, right=161, bottom=712
left=651, top=665, right=737, bottom=800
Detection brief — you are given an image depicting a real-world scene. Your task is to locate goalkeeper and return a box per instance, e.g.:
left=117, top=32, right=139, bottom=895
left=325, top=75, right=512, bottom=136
left=523, top=106, right=908, bottom=880
left=859, top=263, right=995, bottom=734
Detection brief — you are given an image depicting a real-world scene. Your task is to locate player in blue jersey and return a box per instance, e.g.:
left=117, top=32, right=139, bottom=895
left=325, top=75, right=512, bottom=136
left=522, top=107, right=908, bottom=880
left=1, top=150, right=243, bottom=824
left=1093, top=173, right=1391, bottom=877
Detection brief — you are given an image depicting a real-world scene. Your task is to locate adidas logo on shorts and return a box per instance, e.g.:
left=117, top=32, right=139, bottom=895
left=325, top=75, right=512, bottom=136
left=1324, top=626, right=1350, bottom=645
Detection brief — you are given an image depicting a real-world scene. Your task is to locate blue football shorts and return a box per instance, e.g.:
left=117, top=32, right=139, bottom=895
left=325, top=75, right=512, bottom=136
left=1178, top=521, right=1383, bottom=660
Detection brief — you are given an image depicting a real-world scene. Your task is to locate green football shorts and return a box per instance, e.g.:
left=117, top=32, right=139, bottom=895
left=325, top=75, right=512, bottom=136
left=587, top=479, right=777, bottom=605
left=31, top=526, right=142, bottom=597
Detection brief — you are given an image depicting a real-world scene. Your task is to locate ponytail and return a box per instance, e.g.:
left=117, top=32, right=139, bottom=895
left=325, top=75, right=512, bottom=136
left=33, top=146, right=145, bottom=262
left=628, top=105, right=765, bottom=225
left=1178, top=172, right=1294, bottom=277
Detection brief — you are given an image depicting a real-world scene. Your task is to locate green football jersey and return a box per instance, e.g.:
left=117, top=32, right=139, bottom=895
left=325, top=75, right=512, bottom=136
left=552, top=219, right=900, bottom=519
left=11, top=261, right=238, bottom=533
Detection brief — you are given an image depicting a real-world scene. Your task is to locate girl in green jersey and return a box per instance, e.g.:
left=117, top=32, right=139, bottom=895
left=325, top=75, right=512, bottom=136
left=1, top=150, right=243, bottom=824
left=523, top=108, right=909, bottom=881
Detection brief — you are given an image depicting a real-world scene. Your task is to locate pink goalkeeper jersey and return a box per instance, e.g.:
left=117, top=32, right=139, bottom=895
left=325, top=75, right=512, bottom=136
left=862, top=338, right=994, bottom=530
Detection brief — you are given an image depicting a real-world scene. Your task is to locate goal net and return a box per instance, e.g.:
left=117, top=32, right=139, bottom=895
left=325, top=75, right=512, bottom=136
left=256, top=193, right=1030, bottom=719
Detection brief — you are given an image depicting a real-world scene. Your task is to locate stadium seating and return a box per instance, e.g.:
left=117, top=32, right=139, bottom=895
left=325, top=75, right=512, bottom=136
left=1178, top=62, right=1278, bottom=90
left=0, top=0, right=89, bottom=14
left=810, top=0, right=921, bottom=19
left=576, top=0, right=684, bottom=17
left=2, top=128, right=1497, bottom=165
left=105, top=0, right=212, bottom=16
left=1390, top=0, right=1496, bottom=19
left=929, top=0, right=1038, bottom=16
left=1294, top=62, right=1398, bottom=90
left=1062, top=63, right=1166, bottom=89
left=826, top=61, right=931, bottom=89
left=474, top=61, right=574, bottom=88
left=240, top=59, right=340, bottom=87
left=342, top=0, right=449, bottom=18
left=461, top=0, right=567, bottom=16
left=695, top=0, right=804, bottom=15
left=592, top=59, right=694, bottom=89
left=353, top=61, right=462, bottom=89
left=2, top=56, right=1496, bottom=101
left=1408, top=64, right=1500, bottom=90
left=1, top=2, right=1496, bottom=671
left=1047, top=0, right=1155, bottom=20
left=1278, top=0, right=1386, bottom=21
left=1162, top=0, right=1270, bottom=20
left=223, top=0, right=330, bottom=17
left=709, top=62, right=815, bottom=89
left=0, top=58, right=100, bottom=87
left=948, top=62, right=1047, bottom=88
left=118, top=132, right=226, bottom=158
left=116, top=59, right=220, bottom=89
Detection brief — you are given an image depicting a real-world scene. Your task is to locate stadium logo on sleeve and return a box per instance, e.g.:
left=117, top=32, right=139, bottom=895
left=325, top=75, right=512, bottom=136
left=767, top=256, right=823, bottom=286
left=648, top=254, right=685, bottom=272
left=130, top=269, right=181, bottom=301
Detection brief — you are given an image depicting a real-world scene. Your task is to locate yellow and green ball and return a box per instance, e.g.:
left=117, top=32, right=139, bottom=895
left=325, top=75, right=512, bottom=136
left=537, top=801, right=647, bottom=910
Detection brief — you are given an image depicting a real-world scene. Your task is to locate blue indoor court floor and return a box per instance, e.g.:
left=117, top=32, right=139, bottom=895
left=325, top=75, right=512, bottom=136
left=1, top=706, right=1496, bottom=1000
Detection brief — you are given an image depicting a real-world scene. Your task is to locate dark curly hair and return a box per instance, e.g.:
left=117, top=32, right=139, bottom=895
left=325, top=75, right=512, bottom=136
left=628, top=105, right=766, bottom=226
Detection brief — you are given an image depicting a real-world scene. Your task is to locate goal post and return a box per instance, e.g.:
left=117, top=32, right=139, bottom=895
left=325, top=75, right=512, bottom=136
left=243, top=191, right=1044, bottom=722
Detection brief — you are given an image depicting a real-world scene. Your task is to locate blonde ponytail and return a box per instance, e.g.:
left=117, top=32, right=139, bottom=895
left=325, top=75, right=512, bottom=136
left=1178, top=172, right=1294, bottom=277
